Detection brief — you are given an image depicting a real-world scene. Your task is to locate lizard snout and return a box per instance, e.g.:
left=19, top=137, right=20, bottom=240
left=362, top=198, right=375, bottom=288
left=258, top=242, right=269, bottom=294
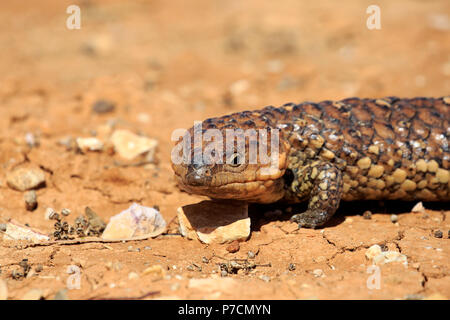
left=185, top=166, right=212, bottom=186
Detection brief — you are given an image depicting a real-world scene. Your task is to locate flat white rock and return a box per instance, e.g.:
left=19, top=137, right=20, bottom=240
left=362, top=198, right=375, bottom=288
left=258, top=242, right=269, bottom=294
left=177, top=201, right=250, bottom=244
left=110, top=129, right=158, bottom=161
left=76, top=137, right=104, bottom=152
left=2, top=220, right=49, bottom=243
left=102, top=203, right=166, bottom=240
left=6, top=167, right=46, bottom=191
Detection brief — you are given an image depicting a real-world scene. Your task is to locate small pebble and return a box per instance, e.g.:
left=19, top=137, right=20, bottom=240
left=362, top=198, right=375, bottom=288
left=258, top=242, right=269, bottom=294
left=220, top=270, right=228, bottom=277
left=247, top=251, right=256, bottom=259
left=144, top=246, right=152, bottom=250
left=0, top=223, right=7, bottom=232
left=259, top=275, right=271, bottom=282
left=45, top=208, right=56, bottom=220
left=390, top=214, right=398, bottom=223
left=25, top=133, right=39, bottom=148
left=313, top=269, right=324, bottom=278
left=186, top=265, right=194, bottom=271
left=202, top=257, right=209, bottom=264
left=128, top=272, right=139, bottom=280
left=7, top=167, right=46, bottom=191
left=61, top=208, right=71, bottom=216
left=434, top=230, right=443, bottom=238
left=411, top=202, right=425, bottom=213
left=24, top=190, right=37, bottom=211
left=92, top=100, right=116, bottom=114
left=35, top=264, right=43, bottom=273
left=58, top=136, right=75, bottom=151
left=362, top=211, right=372, bottom=220
left=226, top=240, right=240, bottom=253
left=288, top=263, right=296, bottom=271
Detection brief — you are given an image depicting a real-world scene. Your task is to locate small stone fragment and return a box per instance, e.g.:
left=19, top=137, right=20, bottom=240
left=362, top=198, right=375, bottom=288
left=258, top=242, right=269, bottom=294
left=61, top=208, right=71, bottom=216
left=313, top=269, right=324, bottom=278
left=390, top=214, right=398, bottom=223
left=102, top=203, right=166, bottom=240
left=7, top=167, right=46, bottom=191
left=363, top=211, right=372, bottom=220
left=365, top=244, right=382, bottom=260
left=411, top=202, right=425, bottom=213
left=186, top=265, right=194, bottom=271
left=0, top=224, right=7, bottom=232
left=25, top=132, right=39, bottom=148
left=76, top=137, right=104, bottom=153
left=202, top=257, right=209, bottom=264
left=372, top=251, right=408, bottom=266
left=110, top=129, right=158, bottom=161
left=259, top=275, right=271, bottom=282
left=247, top=251, right=256, bottom=259
left=45, top=208, right=56, bottom=220
left=434, top=230, right=443, bottom=238
left=142, top=265, right=165, bottom=280
left=2, top=221, right=49, bottom=242
left=128, top=272, right=139, bottom=280
left=58, top=136, right=76, bottom=151
left=288, top=263, right=296, bottom=271
left=177, top=200, right=250, bottom=244
left=24, top=190, right=37, bottom=211
left=92, top=100, right=116, bottom=114
left=226, top=240, right=240, bottom=253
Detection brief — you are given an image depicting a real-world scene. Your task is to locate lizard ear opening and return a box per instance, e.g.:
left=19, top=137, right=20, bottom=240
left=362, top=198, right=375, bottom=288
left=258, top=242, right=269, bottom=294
left=283, top=169, right=294, bottom=186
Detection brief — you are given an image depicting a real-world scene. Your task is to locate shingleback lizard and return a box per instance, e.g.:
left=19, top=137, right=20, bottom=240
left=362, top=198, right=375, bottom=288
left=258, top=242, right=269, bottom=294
left=172, top=97, right=450, bottom=228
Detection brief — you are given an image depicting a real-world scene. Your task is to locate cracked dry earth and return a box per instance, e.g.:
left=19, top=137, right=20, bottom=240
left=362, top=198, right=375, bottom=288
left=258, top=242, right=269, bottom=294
left=0, top=0, right=449, bottom=300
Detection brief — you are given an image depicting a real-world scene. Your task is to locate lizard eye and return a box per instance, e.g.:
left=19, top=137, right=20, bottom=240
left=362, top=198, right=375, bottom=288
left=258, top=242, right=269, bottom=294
left=228, top=153, right=243, bottom=167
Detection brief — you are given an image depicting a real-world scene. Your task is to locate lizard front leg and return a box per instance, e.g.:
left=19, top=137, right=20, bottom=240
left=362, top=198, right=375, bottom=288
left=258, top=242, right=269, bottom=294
left=289, top=162, right=343, bottom=228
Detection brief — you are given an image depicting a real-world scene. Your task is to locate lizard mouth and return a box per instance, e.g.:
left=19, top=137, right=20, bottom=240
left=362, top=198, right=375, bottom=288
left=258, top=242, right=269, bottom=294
left=173, top=173, right=286, bottom=203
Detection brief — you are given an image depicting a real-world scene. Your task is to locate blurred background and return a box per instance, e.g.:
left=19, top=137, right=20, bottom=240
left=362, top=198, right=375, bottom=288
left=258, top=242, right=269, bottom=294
left=1, top=0, right=449, bottom=131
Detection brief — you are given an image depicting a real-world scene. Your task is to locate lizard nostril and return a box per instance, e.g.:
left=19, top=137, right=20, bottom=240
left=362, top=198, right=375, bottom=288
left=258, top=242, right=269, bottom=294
left=186, top=172, right=206, bottom=186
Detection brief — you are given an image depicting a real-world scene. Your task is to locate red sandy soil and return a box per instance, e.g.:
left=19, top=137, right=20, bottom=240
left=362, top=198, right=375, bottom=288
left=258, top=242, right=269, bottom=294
left=0, top=0, right=449, bottom=299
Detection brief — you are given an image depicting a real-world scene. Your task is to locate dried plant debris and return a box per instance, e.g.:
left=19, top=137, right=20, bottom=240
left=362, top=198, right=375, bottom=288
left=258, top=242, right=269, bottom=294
left=50, top=207, right=106, bottom=240
left=84, top=207, right=106, bottom=236
left=11, top=259, right=31, bottom=280
left=215, top=256, right=271, bottom=275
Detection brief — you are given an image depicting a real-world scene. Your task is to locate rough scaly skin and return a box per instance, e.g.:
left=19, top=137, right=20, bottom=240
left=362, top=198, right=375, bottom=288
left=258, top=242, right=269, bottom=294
left=172, top=97, right=450, bottom=228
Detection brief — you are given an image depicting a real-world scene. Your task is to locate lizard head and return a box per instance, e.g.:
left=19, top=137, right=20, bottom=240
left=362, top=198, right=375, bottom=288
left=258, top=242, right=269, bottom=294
left=171, top=112, right=289, bottom=203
